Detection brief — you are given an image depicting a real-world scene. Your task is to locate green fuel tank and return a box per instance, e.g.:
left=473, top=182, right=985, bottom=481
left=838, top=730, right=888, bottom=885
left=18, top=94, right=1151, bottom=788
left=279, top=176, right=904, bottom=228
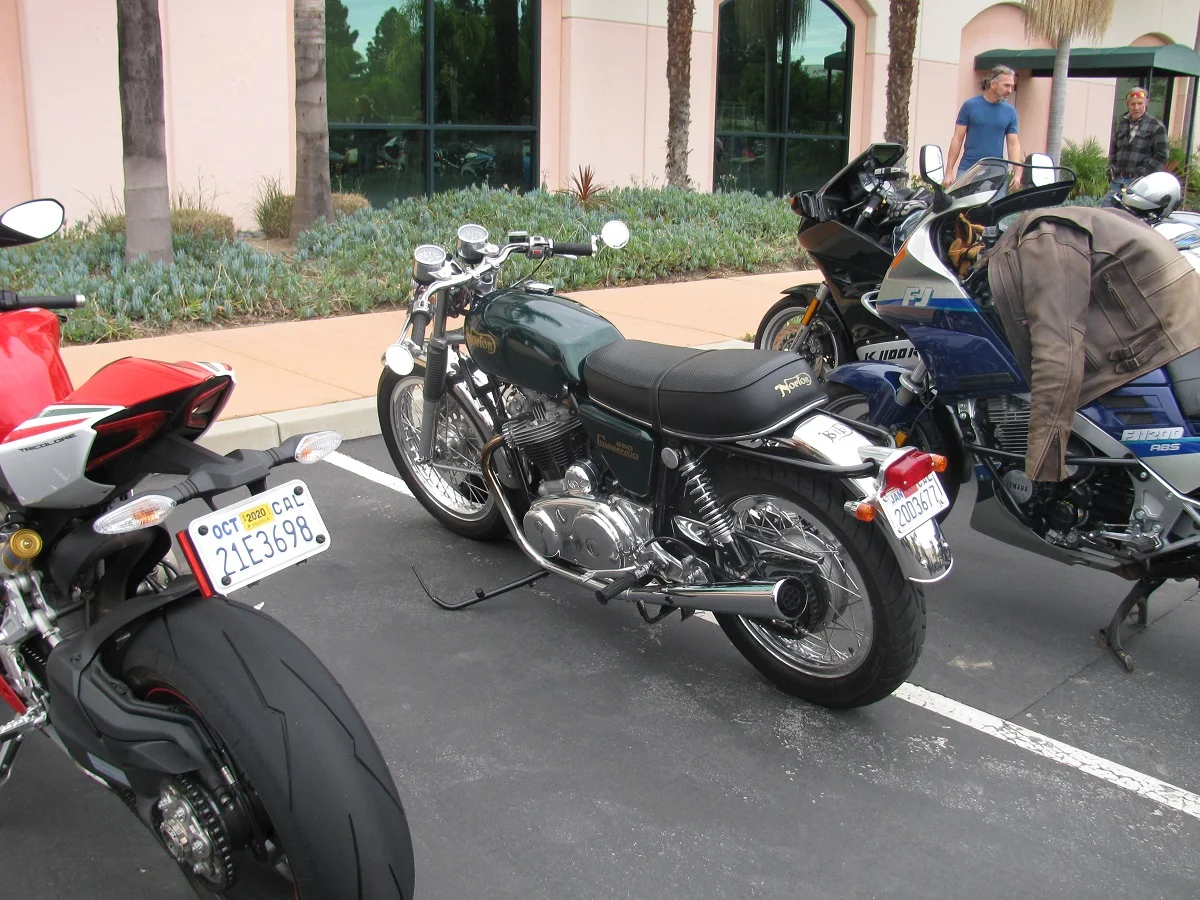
left=464, top=289, right=622, bottom=396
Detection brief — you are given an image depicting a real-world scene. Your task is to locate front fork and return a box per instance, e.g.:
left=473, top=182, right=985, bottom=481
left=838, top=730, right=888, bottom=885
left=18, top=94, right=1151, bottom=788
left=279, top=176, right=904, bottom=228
left=789, top=282, right=831, bottom=350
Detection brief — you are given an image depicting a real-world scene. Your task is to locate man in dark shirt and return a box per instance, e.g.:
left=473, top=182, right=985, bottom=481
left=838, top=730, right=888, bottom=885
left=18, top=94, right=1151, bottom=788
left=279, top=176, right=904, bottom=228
left=1104, top=87, right=1168, bottom=205
left=945, top=65, right=1022, bottom=186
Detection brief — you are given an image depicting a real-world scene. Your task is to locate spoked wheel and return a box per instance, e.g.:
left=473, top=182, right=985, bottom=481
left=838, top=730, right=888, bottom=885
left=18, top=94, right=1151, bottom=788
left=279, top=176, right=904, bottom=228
left=754, top=294, right=847, bottom=378
left=707, top=457, right=925, bottom=708
left=378, top=368, right=506, bottom=539
left=116, top=595, right=415, bottom=899
left=824, top=383, right=961, bottom=513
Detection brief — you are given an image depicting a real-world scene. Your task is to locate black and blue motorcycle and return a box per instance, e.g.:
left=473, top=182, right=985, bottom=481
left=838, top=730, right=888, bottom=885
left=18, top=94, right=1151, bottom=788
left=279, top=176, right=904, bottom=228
left=824, top=146, right=1200, bottom=671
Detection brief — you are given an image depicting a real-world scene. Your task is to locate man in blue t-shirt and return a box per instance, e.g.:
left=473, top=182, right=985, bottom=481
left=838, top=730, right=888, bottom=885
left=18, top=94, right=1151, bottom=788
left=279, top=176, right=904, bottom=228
left=944, top=65, right=1022, bottom=186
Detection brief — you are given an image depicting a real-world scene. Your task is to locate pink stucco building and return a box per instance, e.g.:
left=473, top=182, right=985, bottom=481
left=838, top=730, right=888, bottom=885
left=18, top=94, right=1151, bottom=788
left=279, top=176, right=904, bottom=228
left=2, top=0, right=1199, bottom=229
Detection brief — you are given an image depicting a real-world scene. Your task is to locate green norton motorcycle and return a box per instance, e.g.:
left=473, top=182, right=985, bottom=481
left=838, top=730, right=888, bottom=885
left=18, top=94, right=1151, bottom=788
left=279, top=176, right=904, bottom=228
left=377, top=221, right=952, bottom=707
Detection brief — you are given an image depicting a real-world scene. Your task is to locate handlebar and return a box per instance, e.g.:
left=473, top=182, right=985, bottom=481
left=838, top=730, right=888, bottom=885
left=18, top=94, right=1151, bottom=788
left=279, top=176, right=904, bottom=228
left=0, top=290, right=85, bottom=312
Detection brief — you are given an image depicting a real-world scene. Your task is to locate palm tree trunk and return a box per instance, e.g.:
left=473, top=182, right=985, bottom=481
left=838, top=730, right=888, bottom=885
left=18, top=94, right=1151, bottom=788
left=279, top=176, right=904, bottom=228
left=116, top=0, right=171, bottom=265
left=665, top=0, right=695, bottom=188
left=291, top=0, right=333, bottom=240
left=884, top=0, right=919, bottom=147
left=1046, top=36, right=1071, bottom=163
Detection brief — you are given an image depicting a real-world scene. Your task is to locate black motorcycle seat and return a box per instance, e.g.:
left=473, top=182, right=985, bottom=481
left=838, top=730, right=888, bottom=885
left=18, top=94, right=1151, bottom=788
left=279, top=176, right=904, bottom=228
left=582, top=340, right=824, bottom=439
left=1167, top=347, right=1200, bottom=417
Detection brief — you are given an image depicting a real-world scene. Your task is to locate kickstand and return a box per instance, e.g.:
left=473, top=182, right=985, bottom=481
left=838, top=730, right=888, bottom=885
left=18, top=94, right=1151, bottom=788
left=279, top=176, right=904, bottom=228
left=412, top=565, right=548, bottom=611
left=0, top=735, right=23, bottom=789
left=1099, top=576, right=1163, bottom=672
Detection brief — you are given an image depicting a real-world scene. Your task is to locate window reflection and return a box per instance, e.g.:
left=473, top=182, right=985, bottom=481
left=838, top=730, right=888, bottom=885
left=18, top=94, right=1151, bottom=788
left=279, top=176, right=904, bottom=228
left=326, top=0, right=537, bottom=201
left=715, top=0, right=852, bottom=195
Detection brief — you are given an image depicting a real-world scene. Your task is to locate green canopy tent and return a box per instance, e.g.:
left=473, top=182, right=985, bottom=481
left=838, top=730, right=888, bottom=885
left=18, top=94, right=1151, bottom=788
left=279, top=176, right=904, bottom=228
left=975, top=44, right=1200, bottom=181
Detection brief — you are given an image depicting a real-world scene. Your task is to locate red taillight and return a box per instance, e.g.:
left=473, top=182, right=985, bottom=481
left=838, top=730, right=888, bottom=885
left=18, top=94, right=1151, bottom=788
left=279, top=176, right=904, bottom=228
left=86, top=410, right=170, bottom=472
left=880, top=449, right=944, bottom=497
left=186, top=384, right=229, bottom=430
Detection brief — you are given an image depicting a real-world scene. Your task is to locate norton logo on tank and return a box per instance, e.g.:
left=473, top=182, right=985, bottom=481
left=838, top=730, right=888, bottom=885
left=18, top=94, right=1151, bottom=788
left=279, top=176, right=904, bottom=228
left=773, top=373, right=812, bottom=397
left=465, top=328, right=497, bottom=354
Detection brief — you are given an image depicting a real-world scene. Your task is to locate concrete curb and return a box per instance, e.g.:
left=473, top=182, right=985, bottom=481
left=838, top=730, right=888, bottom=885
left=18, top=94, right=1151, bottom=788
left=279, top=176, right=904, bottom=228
left=197, top=339, right=753, bottom=454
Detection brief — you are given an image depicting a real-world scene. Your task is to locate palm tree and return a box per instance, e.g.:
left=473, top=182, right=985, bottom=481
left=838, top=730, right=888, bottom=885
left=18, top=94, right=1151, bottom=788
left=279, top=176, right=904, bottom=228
left=291, top=0, right=334, bottom=240
left=884, top=0, right=919, bottom=148
left=115, top=0, right=171, bottom=264
left=666, top=0, right=695, bottom=188
left=1023, top=0, right=1115, bottom=162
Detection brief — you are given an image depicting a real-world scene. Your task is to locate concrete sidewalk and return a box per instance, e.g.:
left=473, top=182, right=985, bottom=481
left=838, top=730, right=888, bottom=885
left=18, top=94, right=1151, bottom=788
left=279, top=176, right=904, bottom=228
left=60, top=269, right=819, bottom=452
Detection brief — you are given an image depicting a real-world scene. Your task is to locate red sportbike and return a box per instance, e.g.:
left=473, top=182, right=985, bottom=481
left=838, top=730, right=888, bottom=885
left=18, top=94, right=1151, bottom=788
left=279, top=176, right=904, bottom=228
left=0, top=200, right=414, bottom=898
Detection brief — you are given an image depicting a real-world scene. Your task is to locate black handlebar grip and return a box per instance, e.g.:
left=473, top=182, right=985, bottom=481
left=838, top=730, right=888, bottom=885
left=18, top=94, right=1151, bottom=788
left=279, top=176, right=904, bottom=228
left=409, top=308, right=430, bottom=346
left=552, top=241, right=594, bottom=257
left=19, top=293, right=85, bottom=310
left=594, top=566, right=652, bottom=604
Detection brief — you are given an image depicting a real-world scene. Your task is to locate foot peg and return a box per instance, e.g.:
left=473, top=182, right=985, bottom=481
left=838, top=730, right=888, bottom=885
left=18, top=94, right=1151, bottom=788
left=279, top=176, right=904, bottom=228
left=595, top=565, right=654, bottom=604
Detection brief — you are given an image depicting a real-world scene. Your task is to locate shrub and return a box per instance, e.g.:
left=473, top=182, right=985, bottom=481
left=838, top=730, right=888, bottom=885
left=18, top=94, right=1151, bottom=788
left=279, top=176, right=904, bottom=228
left=6, top=185, right=810, bottom=343
left=97, top=208, right=234, bottom=240
left=254, top=178, right=371, bottom=238
left=557, top=165, right=609, bottom=210
left=1060, top=137, right=1109, bottom=199
left=254, top=176, right=293, bottom=239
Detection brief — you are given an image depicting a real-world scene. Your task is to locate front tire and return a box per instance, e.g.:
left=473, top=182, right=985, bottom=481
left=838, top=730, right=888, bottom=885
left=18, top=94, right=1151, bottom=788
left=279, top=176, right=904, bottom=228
left=707, top=456, right=925, bottom=708
left=116, top=596, right=415, bottom=899
left=378, top=367, right=507, bottom=539
left=754, top=293, right=848, bottom=378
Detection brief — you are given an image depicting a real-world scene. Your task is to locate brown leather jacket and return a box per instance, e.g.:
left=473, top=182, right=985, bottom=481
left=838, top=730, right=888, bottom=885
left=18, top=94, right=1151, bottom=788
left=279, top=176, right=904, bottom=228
left=987, top=206, right=1200, bottom=481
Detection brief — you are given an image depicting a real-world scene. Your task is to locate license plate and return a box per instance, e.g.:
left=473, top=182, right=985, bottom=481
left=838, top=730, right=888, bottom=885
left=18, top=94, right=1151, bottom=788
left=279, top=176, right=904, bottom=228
left=185, top=479, right=330, bottom=593
left=878, top=472, right=948, bottom=538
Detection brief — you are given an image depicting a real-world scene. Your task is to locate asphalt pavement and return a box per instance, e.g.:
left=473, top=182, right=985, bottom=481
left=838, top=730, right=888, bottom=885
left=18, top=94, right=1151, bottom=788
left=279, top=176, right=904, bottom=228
left=2, top=435, right=1200, bottom=899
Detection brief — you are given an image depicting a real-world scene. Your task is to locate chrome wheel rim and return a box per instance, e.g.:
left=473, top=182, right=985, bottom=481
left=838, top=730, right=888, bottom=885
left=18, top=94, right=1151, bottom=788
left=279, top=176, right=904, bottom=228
left=390, top=377, right=493, bottom=521
left=730, top=494, right=873, bottom=678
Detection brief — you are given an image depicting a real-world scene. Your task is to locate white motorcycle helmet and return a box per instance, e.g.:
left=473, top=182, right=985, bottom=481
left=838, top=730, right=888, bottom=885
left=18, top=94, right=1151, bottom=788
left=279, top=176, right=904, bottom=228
left=1117, top=171, right=1182, bottom=221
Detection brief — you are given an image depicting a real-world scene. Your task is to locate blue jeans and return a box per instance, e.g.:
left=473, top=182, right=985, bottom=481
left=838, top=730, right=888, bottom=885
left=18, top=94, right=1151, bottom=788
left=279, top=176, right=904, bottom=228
left=1102, top=177, right=1133, bottom=207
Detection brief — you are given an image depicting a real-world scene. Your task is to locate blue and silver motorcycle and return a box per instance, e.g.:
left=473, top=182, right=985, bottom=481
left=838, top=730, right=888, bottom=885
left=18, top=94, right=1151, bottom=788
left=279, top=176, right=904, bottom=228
left=825, top=146, right=1200, bottom=672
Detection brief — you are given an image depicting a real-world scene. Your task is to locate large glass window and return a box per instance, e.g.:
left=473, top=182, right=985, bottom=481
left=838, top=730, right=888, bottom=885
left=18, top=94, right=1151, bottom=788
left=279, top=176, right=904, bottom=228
left=326, top=0, right=537, bottom=204
left=714, top=0, right=851, bottom=194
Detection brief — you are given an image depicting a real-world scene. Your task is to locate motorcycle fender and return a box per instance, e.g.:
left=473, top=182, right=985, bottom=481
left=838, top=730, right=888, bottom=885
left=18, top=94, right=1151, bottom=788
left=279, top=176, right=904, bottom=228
left=45, top=577, right=213, bottom=792
left=826, top=362, right=913, bottom=427
left=790, top=413, right=953, bottom=583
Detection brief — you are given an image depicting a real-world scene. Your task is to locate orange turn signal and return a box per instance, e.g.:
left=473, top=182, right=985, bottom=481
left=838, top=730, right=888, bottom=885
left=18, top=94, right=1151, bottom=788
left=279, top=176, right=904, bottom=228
left=930, top=453, right=948, bottom=473
left=844, top=500, right=876, bottom=522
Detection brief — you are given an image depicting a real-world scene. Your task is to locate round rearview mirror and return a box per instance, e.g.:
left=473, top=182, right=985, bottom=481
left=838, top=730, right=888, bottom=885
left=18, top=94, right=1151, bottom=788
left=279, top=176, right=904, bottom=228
left=600, top=220, right=630, bottom=250
left=1028, top=153, right=1055, bottom=187
left=919, top=145, right=945, bottom=186
left=384, top=343, right=416, bottom=376
left=1, top=199, right=65, bottom=240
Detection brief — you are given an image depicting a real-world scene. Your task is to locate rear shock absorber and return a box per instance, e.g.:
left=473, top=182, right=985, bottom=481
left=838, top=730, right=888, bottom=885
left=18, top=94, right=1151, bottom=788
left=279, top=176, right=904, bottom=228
left=678, top=456, right=736, bottom=546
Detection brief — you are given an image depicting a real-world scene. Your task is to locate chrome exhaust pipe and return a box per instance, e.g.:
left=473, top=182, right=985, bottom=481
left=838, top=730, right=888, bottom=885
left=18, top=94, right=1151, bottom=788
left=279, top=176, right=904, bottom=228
left=480, top=437, right=803, bottom=620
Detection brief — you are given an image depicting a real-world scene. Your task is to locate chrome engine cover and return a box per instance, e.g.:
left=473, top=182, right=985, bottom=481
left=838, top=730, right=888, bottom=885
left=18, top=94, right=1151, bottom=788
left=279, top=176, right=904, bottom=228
left=523, top=495, right=653, bottom=570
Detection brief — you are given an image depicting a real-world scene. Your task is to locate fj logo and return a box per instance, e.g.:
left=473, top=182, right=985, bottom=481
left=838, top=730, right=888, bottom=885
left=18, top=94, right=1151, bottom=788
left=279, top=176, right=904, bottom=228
left=1121, top=427, right=1184, bottom=442
left=774, top=373, right=813, bottom=397
left=902, top=286, right=933, bottom=307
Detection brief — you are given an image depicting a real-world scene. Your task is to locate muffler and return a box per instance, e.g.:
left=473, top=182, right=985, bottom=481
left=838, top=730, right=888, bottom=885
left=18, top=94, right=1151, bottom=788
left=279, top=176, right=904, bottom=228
left=480, top=436, right=807, bottom=620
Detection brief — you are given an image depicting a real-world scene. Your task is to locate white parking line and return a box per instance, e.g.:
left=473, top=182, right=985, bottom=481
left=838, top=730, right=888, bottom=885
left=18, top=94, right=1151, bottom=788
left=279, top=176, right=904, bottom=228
left=324, top=450, right=414, bottom=496
left=332, top=451, right=1200, bottom=821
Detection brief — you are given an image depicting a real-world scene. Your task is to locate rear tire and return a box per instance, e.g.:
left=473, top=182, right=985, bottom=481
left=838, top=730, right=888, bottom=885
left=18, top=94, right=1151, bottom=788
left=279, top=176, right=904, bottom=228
left=116, top=596, right=415, bottom=899
left=378, top=367, right=507, bottom=540
left=707, top=456, right=925, bottom=708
